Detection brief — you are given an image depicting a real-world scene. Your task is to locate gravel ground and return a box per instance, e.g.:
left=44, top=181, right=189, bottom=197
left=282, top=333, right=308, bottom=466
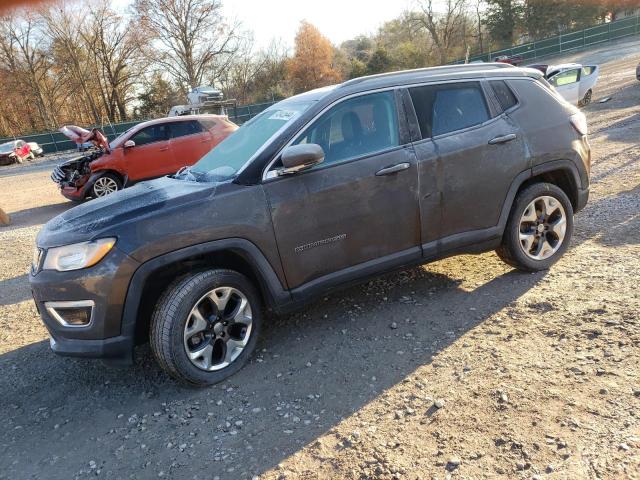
left=0, top=39, right=639, bottom=480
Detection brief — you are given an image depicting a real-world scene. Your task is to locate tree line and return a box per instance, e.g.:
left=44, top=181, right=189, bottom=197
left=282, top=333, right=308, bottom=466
left=0, top=0, right=635, bottom=138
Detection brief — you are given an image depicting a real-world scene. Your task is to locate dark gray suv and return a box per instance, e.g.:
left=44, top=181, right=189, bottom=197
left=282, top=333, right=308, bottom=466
left=30, top=64, right=590, bottom=385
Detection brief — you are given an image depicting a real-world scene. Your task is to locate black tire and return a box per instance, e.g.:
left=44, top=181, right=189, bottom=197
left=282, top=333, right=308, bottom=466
left=496, top=182, right=574, bottom=272
left=150, top=269, right=262, bottom=386
left=579, top=89, right=592, bottom=108
left=90, top=172, right=122, bottom=198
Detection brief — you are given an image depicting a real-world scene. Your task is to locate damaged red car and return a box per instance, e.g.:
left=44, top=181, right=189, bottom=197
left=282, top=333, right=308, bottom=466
left=0, top=139, right=34, bottom=165
left=52, top=115, right=237, bottom=200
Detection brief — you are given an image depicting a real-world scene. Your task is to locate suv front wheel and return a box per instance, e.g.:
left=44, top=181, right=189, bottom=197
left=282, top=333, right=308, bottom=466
left=150, top=269, right=262, bottom=386
left=497, top=182, right=574, bottom=271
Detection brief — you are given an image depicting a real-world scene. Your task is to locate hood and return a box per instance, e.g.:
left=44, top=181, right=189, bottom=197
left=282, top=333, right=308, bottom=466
left=59, top=125, right=110, bottom=153
left=37, top=176, right=216, bottom=249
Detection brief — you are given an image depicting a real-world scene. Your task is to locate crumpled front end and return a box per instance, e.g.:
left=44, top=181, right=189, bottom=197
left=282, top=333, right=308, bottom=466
left=51, top=152, right=102, bottom=200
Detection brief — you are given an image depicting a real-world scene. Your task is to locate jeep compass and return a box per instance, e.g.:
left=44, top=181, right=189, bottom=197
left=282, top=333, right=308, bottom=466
left=30, top=64, right=590, bottom=386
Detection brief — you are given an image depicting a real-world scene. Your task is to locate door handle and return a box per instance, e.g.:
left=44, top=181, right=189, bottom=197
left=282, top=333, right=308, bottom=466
left=488, top=133, right=517, bottom=145
left=375, top=163, right=410, bottom=176
left=159, top=147, right=169, bottom=152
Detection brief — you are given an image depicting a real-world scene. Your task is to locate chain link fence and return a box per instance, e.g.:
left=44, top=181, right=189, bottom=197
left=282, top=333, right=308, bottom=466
left=454, top=12, right=640, bottom=64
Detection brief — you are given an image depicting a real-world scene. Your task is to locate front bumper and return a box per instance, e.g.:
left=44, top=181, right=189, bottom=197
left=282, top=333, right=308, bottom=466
left=30, top=246, right=140, bottom=363
left=51, top=165, right=91, bottom=200
left=60, top=184, right=89, bottom=201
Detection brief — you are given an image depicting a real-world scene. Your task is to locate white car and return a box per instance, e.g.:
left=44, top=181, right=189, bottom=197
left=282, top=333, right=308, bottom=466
left=27, top=141, right=45, bottom=157
left=546, top=63, right=599, bottom=107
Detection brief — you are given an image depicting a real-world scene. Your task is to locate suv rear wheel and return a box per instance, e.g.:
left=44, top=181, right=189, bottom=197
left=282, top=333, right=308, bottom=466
left=497, top=182, right=574, bottom=271
left=150, top=269, right=262, bottom=386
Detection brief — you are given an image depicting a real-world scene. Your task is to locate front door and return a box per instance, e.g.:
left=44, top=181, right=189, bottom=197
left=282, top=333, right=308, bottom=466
left=125, top=123, right=171, bottom=181
left=263, top=90, right=421, bottom=291
left=549, top=68, right=581, bottom=105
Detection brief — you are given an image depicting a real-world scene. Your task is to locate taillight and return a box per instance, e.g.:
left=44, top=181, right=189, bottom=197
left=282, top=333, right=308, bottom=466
left=570, top=112, right=588, bottom=136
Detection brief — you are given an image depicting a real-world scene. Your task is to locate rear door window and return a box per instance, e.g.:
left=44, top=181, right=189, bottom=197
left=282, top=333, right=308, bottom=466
left=199, top=119, right=218, bottom=130
left=170, top=120, right=203, bottom=139
left=131, top=124, right=169, bottom=146
left=409, top=82, right=490, bottom=138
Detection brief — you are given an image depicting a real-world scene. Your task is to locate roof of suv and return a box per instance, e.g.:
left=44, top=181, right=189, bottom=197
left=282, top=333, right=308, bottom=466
left=282, top=63, right=543, bottom=105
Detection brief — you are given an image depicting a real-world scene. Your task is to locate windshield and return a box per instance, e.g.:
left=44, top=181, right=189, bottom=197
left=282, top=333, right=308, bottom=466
left=190, top=101, right=313, bottom=180
left=0, top=142, right=14, bottom=153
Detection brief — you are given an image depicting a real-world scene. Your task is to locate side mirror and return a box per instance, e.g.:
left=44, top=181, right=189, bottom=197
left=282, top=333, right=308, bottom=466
left=123, top=140, right=135, bottom=149
left=279, top=144, right=324, bottom=175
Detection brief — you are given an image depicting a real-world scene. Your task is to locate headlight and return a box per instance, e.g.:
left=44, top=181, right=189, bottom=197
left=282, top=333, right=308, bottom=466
left=42, top=238, right=116, bottom=272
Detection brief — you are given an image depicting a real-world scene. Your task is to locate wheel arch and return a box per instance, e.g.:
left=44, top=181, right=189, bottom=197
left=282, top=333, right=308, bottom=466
left=85, top=170, right=125, bottom=198
left=499, top=161, right=581, bottom=232
left=121, top=239, right=291, bottom=345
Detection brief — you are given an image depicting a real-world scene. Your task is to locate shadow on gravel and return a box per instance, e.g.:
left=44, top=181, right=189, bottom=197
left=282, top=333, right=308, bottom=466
left=1, top=202, right=73, bottom=232
left=0, top=266, right=547, bottom=479
left=0, top=274, right=30, bottom=306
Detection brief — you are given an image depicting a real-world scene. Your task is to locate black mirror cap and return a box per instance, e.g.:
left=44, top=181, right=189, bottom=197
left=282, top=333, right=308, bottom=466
left=281, top=144, right=325, bottom=171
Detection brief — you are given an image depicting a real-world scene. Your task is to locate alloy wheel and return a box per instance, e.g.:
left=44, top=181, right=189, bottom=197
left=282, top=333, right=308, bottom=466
left=518, top=195, right=567, bottom=261
left=93, top=177, right=119, bottom=197
left=183, top=287, right=253, bottom=371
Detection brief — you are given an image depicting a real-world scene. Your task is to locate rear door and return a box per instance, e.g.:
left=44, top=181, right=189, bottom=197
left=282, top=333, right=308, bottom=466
left=407, top=80, right=528, bottom=249
left=125, top=123, right=171, bottom=180
left=262, top=90, right=421, bottom=292
left=168, top=120, right=210, bottom=171
left=549, top=68, right=581, bottom=105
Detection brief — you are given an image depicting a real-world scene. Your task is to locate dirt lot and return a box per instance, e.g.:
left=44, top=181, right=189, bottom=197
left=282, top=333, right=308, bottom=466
left=1, top=39, right=639, bottom=480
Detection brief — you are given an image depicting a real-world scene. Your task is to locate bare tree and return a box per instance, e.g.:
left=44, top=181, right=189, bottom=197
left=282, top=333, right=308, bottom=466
left=41, top=3, right=102, bottom=124
left=411, top=0, right=469, bottom=64
left=0, top=11, right=54, bottom=130
left=133, top=0, right=240, bottom=91
left=82, top=1, right=145, bottom=122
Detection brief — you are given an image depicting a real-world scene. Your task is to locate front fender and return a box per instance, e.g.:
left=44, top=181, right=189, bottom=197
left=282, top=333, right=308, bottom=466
left=120, top=238, right=292, bottom=341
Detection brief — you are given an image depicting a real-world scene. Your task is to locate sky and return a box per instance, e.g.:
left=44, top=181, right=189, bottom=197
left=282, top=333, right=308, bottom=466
left=112, top=0, right=412, bottom=49
left=223, top=0, right=412, bottom=48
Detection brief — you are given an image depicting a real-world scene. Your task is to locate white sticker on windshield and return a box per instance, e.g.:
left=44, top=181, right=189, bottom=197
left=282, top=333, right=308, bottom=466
left=269, top=110, right=298, bottom=121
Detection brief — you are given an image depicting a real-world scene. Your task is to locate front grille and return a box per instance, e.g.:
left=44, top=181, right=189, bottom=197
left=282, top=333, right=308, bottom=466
left=51, top=166, right=66, bottom=183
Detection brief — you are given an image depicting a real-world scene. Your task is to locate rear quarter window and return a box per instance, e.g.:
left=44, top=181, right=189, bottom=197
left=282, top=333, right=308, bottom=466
left=490, top=80, right=518, bottom=112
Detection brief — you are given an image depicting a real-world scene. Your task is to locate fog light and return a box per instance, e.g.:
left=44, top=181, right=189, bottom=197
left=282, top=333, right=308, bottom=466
left=45, top=301, right=94, bottom=327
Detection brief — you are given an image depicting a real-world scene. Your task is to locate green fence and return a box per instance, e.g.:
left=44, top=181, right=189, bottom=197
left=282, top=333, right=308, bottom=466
left=454, top=12, right=640, bottom=64
left=0, top=101, right=277, bottom=155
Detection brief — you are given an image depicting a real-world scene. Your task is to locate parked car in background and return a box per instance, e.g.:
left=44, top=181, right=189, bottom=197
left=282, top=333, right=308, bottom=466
left=77, top=141, right=94, bottom=152
left=636, top=62, right=640, bottom=81
left=528, top=63, right=599, bottom=107
left=0, top=139, right=34, bottom=165
left=28, top=141, right=44, bottom=157
left=494, top=54, right=524, bottom=66
left=52, top=115, right=238, bottom=201
left=31, top=63, right=591, bottom=385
